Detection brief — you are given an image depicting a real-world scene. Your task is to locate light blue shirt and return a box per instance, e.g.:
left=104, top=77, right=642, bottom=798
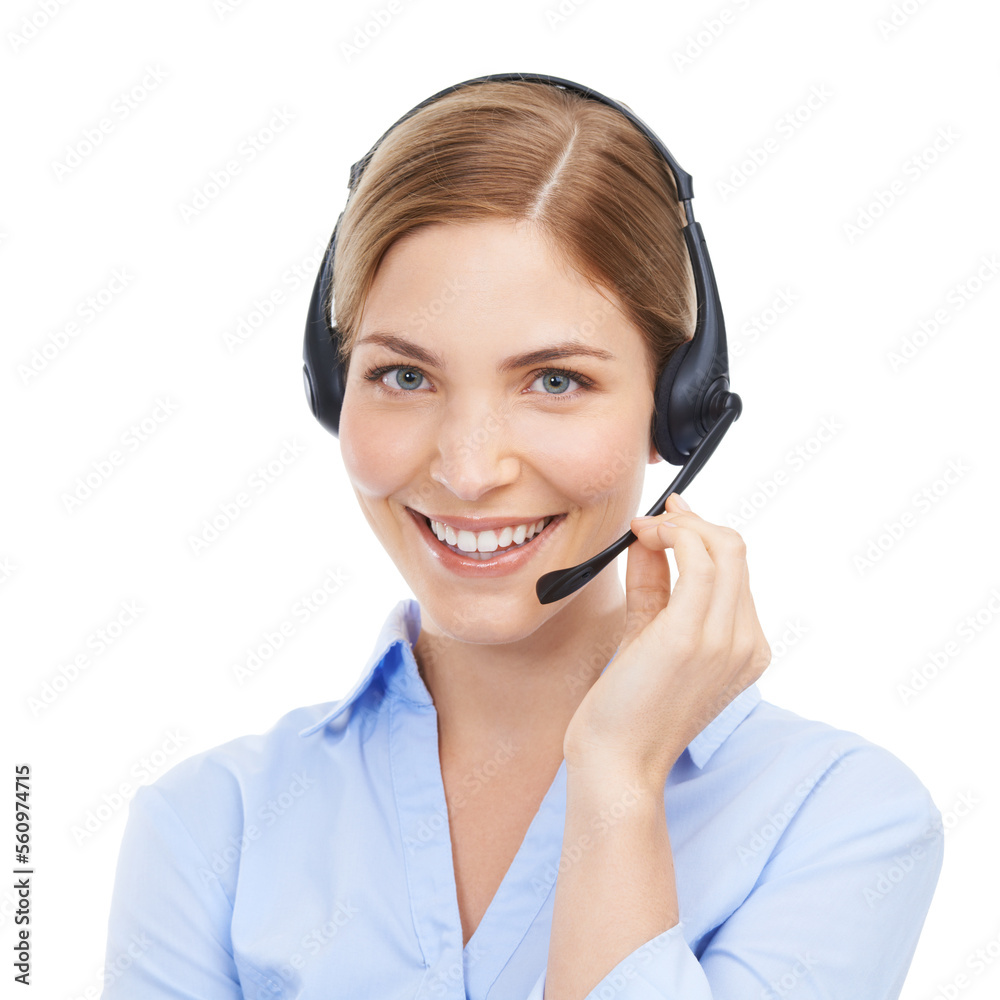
left=101, top=598, right=943, bottom=999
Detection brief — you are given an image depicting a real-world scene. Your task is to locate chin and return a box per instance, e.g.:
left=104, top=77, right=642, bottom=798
left=414, top=590, right=553, bottom=644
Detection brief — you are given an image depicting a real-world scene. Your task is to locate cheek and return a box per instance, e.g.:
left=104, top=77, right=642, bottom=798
left=339, top=390, right=650, bottom=515
left=339, top=402, right=424, bottom=503
left=527, top=419, right=647, bottom=515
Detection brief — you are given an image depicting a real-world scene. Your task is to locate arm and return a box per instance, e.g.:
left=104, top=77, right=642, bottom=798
left=543, top=764, right=689, bottom=1000
left=537, top=492, right=941, bottom=1000
left=535, top=745, right=943, bottom=1000
left=539, top=491, right=765, bottom=999
left=100, top=783, right=269, bottom=1000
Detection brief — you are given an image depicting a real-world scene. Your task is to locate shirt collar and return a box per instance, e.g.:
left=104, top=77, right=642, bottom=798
left=298, top=598, right=428, bottom=737
left=685, top=681, right=761, bottom=768
left=298, top=598, right=761, bottom=768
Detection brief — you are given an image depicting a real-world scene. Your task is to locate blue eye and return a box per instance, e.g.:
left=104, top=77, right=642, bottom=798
left=531, top=371, right=578, bottom=395
left=361, top=364, right=595, bottom=400
left=373, top=366, right=426, bottom=391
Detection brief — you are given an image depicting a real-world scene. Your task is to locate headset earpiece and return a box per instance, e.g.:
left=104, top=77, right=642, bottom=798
left=651, top=339, right=692, bottom=467
left=302, top=215, right=346, bottom=436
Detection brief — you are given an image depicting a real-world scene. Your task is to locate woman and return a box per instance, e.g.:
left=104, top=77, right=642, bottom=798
left=100, top=76, right=943, bottom=1000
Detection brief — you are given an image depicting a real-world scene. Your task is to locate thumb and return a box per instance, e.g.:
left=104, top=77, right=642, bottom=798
left=621, top=529, right=672, bottom=649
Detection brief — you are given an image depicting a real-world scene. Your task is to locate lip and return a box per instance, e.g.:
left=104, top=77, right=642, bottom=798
left=405, top=507, right=566, bottom=578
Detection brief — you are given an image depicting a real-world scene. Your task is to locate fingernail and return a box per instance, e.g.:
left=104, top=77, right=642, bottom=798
left=671, top=493, right=692, bottom=511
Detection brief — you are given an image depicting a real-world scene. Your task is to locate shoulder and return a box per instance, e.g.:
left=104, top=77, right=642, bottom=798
left=123, top=700, right=344, bottom=863
left=156, top=701, right=331, bottom=786
left=736, top=695, right=934, bottom=791
left=717, top=694, right=943, bottom=861
left=672, top=698, right=945, bottom=987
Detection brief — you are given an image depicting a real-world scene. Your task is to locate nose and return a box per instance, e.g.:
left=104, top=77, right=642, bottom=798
left=428, top=400, right=521, bottom=499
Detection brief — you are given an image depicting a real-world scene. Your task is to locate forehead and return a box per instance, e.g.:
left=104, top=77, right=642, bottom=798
left=360, top=220, right=646, bottom=364
left=372, top=219, right=591, bottom=299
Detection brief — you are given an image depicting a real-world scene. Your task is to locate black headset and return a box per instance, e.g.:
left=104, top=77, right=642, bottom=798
left=303, top=72, right=742, bottom=605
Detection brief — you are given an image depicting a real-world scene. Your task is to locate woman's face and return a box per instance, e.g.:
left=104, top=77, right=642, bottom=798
left=338, top=218, right=662, bottom=642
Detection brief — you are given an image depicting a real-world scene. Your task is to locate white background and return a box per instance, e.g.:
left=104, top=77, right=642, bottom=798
left=3, top=0, right=998, bottom=997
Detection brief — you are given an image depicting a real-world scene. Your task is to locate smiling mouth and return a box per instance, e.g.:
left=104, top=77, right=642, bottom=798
left=416, top=511, right=564, bottom=561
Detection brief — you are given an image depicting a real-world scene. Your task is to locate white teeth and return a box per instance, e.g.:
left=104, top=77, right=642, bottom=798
left=458, top=529, right=492, bottom=553
left=429, top=516, right=554, bottom=554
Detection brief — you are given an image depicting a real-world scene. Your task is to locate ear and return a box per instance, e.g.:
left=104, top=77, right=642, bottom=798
left=648, top=439, right=663, bottom=464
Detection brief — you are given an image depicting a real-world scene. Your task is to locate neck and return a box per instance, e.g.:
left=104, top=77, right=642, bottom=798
left=412, top=573, right=627, bottom=760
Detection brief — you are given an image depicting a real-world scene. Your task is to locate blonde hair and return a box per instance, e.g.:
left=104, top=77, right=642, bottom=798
left=329, top=80, right=696, bottom=387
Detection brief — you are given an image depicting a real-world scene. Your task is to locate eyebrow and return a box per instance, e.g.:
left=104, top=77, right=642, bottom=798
left=353, top=332, right=616, bottom=373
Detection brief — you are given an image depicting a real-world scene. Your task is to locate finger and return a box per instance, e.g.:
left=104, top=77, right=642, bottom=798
left=630, top=518, right=715, bottom=640
left=702, top=529, right=749, bottom=647
left=735, top=565, right=772, bottom=683
left=639, top=509, right=747, bottom=647
left=622, top=529, right=672, bottom=648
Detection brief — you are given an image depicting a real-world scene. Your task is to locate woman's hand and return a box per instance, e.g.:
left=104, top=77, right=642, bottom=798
left=562, top=492, right=772, bottom=786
